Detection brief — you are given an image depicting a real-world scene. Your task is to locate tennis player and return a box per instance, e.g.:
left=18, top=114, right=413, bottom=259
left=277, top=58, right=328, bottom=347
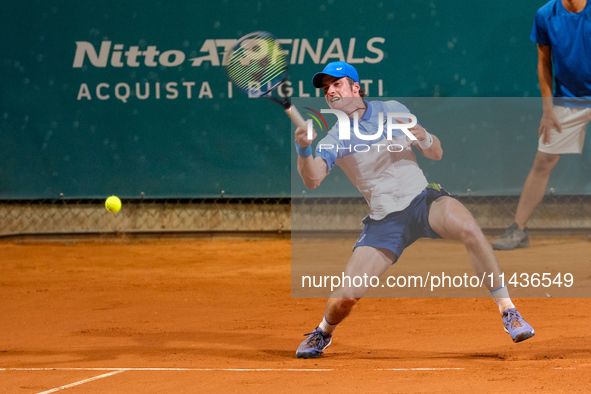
left=294, top=61, right=535, bottom=359
left=492, top=0, right=591, bottom=250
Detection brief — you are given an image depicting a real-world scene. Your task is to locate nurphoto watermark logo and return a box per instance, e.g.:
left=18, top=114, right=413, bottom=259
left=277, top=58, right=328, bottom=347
left=304, top=109, right=418, bottom=153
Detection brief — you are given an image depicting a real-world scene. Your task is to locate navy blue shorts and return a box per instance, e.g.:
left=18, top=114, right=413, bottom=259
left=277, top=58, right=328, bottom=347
left=353, top=185, right=453, bottom=263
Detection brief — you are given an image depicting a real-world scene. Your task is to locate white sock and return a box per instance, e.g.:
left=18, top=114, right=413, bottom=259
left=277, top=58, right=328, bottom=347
left=490, top=284, right=515, bottom=314
left=318, top=315, right=337, bottom=335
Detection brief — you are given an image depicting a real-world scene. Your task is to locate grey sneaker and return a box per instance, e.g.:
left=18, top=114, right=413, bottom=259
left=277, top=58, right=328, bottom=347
left=492, top=222, right=530, bottom=250
left=296, top=327, right=332, bottom=359
left=502, top=308, right=535, bottom=343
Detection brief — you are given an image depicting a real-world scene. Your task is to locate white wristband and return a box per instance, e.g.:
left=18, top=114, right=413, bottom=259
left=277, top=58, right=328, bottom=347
left=418, top=131, right=433, bottom=150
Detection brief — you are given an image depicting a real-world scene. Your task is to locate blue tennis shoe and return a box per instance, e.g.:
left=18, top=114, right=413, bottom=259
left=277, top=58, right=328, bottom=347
left=296, top=327, right=332, bottom=358
left=502, top=308, right=535, bottom=343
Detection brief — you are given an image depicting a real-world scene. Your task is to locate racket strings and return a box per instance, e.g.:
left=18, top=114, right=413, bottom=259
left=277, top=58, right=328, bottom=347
left=226, top=34, right=288, bottom=95
left=227, top=53, right=286, bottom=89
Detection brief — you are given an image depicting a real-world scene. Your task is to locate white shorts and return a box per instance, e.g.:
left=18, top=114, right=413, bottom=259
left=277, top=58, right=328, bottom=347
left=538, top=105, right=591, bottom=154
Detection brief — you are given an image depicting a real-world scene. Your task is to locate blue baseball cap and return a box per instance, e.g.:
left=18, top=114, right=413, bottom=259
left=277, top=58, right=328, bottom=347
left=312, top=61, right=360, bottom=88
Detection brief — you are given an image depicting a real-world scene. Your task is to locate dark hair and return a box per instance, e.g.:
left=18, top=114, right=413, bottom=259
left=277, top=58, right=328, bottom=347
left=346, top=77, right=366, bottom=98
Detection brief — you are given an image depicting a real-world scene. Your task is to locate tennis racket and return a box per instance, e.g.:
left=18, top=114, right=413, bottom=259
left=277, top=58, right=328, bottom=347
left=225, top=31, right=307, bottom=128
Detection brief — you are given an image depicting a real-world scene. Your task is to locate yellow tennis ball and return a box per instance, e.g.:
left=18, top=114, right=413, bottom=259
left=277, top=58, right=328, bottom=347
left=105, top=196, right=122, bottom=213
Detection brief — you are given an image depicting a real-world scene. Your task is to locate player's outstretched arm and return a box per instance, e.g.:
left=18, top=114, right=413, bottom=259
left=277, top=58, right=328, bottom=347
left=295, top=122, right=329, bottom=189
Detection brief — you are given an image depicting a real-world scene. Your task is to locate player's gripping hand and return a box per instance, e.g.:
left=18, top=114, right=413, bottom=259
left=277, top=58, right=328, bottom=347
left=539, top=108, right=562, bottom=144
left=295, top=119, right=317, bottom=148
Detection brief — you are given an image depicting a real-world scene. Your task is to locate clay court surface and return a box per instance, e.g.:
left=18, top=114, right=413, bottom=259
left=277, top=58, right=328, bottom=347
left=1, top=235, right=590, bottom=393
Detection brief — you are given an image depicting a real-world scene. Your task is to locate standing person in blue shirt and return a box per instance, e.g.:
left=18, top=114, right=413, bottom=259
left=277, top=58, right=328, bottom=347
left=493, top=0, right=591, bottom=250
left=294, top=61, right=535, bottom=359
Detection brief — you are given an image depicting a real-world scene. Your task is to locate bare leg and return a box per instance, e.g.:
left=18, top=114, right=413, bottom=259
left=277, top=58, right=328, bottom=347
left=514, top=151, right=560, bottom=229
left=324, top=246, right=395, bottom=325
left=296, top=246, right=396, bottom=358
left=428, top=197, right=513, bottom=313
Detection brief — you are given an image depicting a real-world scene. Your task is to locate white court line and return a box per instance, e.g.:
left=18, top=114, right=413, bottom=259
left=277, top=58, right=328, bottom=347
left=35, top=370, right=124, bottom=394
left=1, top=366, right=586, bottom=374
left=1, top=367, right=464, bottom=372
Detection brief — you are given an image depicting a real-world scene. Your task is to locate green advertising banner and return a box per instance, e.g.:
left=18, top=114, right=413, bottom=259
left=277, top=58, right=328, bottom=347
left=1, top=1, right=589, bottom=198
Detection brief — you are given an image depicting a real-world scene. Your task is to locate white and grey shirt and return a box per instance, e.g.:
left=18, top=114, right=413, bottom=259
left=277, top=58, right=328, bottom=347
left=315, top=100, right=429, bottom=220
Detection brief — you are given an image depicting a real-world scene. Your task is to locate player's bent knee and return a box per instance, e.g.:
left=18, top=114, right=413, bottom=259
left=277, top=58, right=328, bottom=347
left=458, top=220, right=485, bottom=245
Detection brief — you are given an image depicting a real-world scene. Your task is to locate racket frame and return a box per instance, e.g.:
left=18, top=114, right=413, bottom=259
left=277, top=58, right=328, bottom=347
left=225, top=31, right=307, bottom=128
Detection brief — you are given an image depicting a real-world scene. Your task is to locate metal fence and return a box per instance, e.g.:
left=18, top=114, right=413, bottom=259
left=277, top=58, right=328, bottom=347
left=1, top=195, right=590, bottom=239
left=0, top=198, right=290, bottom=238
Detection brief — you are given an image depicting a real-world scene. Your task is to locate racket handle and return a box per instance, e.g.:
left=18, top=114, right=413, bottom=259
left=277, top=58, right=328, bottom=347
left=285, top=105, right=307, bottom=128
